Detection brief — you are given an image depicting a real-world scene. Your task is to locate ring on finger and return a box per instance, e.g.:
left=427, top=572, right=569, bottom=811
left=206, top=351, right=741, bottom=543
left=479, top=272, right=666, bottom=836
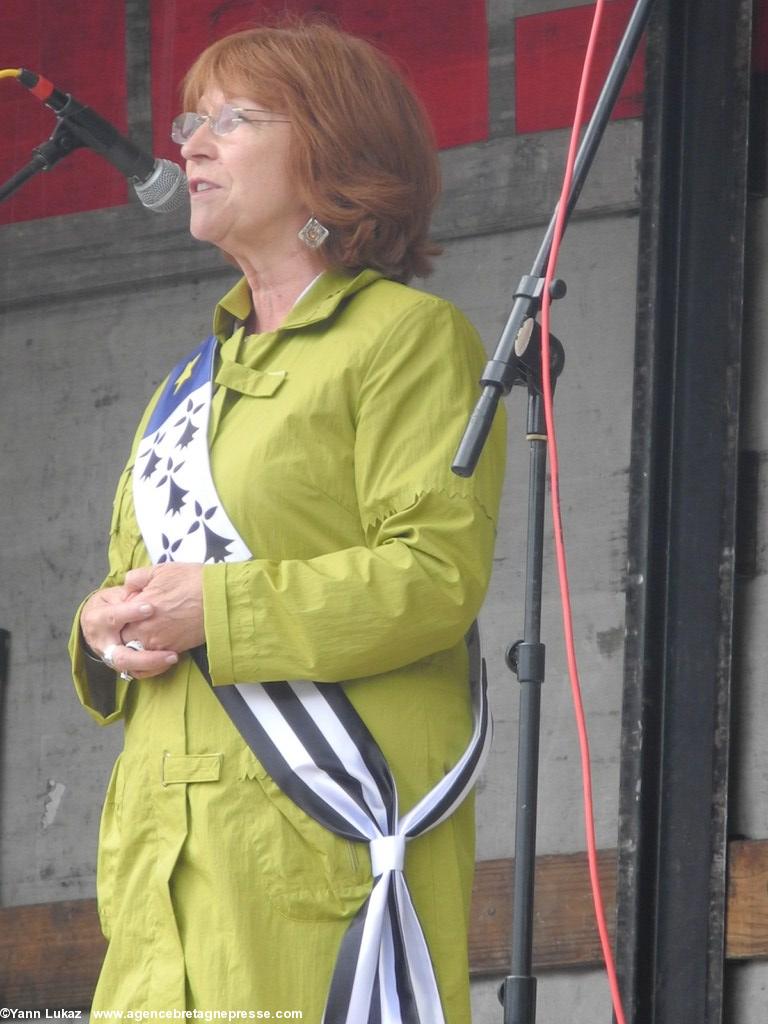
left=102, top=643, right=118, bottom=669
left=103, top=643, right=132, bottom=681
left=120, top=639, right=144, bottom=680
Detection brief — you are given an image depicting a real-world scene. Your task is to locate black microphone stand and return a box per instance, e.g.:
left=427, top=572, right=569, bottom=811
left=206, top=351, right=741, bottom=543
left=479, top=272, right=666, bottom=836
left=450, top=2, right=656, bottom=1022
left=0, top=118, right=83, bottom=204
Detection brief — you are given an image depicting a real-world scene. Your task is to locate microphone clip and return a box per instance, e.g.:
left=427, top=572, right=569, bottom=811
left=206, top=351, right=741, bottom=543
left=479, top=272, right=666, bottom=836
left=33, top=116, right=86, bottom=169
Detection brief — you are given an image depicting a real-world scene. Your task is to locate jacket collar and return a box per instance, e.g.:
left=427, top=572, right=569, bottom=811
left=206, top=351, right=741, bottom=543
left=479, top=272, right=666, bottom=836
left=213, top=268, right=383, bottom=338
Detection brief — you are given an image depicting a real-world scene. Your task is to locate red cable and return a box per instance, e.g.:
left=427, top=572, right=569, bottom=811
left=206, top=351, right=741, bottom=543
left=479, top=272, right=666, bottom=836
left=538, top=2, right=627, bottom=1022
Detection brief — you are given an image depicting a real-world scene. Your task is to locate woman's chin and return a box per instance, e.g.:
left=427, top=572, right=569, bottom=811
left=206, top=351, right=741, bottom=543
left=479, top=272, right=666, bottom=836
left=188, top=218, right=218, bottom=244
left=189, top=226, right=239, bottom=261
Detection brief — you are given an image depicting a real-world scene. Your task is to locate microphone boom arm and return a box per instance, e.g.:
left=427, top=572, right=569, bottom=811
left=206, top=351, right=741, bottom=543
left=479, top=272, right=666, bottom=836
left=452, top=0, right=654, bottom=477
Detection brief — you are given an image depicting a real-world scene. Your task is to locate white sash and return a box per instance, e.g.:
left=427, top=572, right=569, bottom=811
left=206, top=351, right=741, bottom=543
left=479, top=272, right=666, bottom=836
left=132, top=337, right=492, bottom=1024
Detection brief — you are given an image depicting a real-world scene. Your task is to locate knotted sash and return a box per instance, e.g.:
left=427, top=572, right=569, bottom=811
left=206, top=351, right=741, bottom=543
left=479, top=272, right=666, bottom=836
left=132, top=337, right=492, bottom=1024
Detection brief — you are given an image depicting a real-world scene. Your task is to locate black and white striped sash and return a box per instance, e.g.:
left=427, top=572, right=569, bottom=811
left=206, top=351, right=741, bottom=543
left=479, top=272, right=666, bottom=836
left=133, top=338, right=492, bottom=1024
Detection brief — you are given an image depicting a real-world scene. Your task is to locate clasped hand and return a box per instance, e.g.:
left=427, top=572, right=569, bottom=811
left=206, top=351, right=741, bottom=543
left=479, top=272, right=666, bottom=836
left=80, top=564, right=205, bottom=679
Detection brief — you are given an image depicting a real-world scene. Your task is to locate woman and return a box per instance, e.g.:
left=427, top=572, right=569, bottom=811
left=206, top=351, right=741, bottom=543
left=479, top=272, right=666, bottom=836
left=71, top=20, right=506, bottom=1024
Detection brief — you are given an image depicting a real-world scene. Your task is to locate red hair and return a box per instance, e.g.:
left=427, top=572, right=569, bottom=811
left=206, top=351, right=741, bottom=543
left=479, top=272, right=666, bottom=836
left=181, top=21, right=441, bottom=282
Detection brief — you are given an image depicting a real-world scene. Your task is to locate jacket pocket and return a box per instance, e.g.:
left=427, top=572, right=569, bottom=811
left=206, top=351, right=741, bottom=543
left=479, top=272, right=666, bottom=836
left=242, top=754, right=371, bottom=923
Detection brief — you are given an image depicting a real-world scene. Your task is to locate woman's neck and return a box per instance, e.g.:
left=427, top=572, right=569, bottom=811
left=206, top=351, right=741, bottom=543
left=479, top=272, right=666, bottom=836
left=236, top=250, right=327, bottom=333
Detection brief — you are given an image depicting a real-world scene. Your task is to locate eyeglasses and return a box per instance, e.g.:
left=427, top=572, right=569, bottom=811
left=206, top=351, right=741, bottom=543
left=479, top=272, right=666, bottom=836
left=171, top=103, right=290, bottom=144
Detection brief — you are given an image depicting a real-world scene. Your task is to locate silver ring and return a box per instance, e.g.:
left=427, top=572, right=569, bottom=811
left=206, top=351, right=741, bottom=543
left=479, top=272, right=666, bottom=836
left=102, top=643, right=118, bottom=669
left=120, top=639, right=144, bottom=681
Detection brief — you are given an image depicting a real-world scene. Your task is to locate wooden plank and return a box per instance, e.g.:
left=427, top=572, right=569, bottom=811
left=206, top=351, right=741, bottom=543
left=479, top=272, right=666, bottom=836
left=469, top=840, right=768, bottom=975
left=468, top=848, right=617, bottom=975
left=726, top=838, right=768, bottom=958
left=2, top=840, right=766, bottom=1009
left=0, top=899, right=105, bottom=1008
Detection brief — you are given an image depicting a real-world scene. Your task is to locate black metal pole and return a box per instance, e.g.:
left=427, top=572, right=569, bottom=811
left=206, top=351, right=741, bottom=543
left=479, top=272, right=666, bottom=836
left=0, top=120, right=83, bottom=205
left=499, top=394, right=548, bottom=1024
left=0, top=154, right=51, bottom=204
left=616, top=0, right=751, bottom=1020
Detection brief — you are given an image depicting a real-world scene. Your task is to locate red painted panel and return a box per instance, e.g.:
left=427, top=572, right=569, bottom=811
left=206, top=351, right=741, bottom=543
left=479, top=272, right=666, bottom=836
left=149, top=0, right=488, bottom=158
left=0, top=1, right=128, bottom=225
left=515, top=0, right=645, bottom=135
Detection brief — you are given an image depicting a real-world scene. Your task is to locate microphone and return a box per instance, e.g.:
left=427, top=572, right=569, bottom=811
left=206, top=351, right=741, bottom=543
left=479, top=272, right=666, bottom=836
left=15, top=68, right=187, bottom=213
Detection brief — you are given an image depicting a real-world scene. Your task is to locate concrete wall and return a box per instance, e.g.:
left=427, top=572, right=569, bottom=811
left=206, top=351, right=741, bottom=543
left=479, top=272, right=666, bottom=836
left=725, top=193, right=768, bottom=1024
left=1, top=1, right=765, bottom=1022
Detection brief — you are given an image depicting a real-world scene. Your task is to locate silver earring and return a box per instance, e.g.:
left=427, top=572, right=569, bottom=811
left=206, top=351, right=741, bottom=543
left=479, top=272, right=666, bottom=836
left=298, top=215, right=329, bottom=249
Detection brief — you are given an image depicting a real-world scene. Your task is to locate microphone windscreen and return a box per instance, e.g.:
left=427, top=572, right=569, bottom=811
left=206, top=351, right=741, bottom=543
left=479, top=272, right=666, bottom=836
left=134, top=159, right=188, bottom=213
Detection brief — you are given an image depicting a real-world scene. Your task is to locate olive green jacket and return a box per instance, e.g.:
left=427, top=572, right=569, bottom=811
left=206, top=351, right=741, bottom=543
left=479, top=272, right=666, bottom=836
left=70, top=270, right=507, bottom=1022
